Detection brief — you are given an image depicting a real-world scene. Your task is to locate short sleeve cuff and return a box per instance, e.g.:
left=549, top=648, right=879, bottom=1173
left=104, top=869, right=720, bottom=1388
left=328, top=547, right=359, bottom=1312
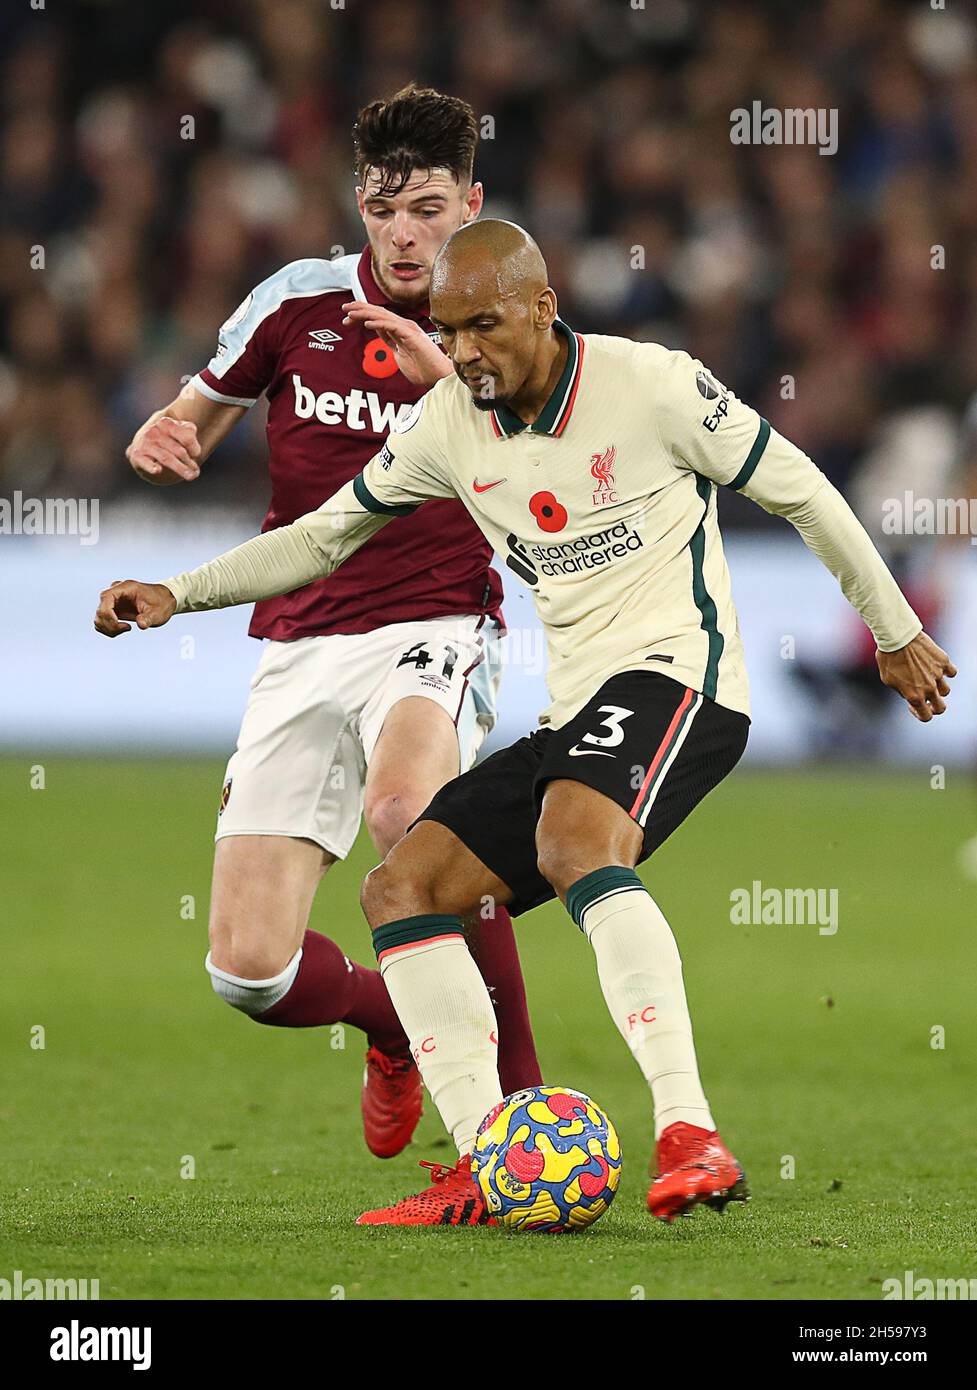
left=191, top=373, right=258, bottom=408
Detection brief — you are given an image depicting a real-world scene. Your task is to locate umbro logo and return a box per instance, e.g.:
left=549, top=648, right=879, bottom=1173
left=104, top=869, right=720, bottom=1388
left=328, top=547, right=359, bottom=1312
left=308, top=328, right=343, bottom=351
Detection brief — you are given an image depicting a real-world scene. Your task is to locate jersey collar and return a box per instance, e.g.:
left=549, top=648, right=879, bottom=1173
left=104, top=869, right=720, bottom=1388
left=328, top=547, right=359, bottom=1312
left=488, top=320, right=584, bottom=439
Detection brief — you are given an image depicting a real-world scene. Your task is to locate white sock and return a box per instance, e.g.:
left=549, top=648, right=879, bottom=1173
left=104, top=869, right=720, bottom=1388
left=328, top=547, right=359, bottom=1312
left=379, top=935, right=502, bottom=1155
left=580, top=884, right=715, bottom=1138
left=205, top=948, right=302, bottom=1015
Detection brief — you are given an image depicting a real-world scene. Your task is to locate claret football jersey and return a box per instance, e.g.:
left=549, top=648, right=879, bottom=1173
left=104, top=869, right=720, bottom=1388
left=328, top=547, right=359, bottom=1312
left=191, top=247, right=502, bottom=639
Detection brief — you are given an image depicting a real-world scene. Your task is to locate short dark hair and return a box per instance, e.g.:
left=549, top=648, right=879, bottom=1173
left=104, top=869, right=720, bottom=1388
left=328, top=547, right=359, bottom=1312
left=352, top=84, right=478, bottom=197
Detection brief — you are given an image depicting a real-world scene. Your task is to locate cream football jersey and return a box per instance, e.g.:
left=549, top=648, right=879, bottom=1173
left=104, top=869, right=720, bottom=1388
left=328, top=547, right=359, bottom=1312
left=168, top=321, right=921, bottom=729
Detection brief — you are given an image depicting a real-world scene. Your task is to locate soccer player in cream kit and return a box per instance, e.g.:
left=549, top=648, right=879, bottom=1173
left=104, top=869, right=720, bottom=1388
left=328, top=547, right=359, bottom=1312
left=100, top=219, right=956, bottom=1225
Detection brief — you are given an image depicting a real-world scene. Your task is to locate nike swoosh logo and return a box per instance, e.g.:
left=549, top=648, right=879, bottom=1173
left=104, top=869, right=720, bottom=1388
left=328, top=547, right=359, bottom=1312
left=473, top=478, right=506, bottom=493
left=568, top=747, right=616, bottom=758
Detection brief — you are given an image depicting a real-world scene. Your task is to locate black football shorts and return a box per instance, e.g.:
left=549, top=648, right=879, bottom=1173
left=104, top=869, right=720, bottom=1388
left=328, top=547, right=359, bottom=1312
left=416, top=670, right=750, bottom=916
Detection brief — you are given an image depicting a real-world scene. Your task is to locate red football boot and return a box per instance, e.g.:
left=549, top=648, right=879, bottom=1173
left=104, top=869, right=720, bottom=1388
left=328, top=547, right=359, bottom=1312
left=356, top=1154, right=491, bottom=1227
left=361, top=1046, right=423, bottom=1159
left=647, top=1121, right=750, bottom=1222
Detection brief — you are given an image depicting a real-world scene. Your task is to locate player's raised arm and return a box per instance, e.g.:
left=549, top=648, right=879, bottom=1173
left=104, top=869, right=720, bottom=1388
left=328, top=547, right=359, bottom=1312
left=95, top=387, right=457, bottom=635
left=656, top=350, right=956, bottom=722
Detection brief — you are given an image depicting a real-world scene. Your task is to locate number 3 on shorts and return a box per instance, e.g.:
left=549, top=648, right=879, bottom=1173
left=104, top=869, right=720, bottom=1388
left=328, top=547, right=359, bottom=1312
left=568, top=704, right=634, bottom=756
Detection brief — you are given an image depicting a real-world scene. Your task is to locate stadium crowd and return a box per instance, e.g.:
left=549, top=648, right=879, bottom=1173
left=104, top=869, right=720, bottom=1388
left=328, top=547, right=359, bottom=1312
left=1, top=0, right=976, bottom=531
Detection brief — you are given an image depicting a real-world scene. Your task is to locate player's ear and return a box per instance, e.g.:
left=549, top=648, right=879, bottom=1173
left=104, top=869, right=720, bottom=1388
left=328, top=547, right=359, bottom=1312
left=464, top=182, right=484, bottom=222
left=535, top=288, right=558, bottom=331
left=355, top=185, right=366, bottom=221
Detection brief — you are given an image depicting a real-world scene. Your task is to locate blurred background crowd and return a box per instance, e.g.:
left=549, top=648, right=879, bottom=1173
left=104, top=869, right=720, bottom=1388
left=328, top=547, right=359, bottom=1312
left=2, top=0, right=977, bottom=528
left=0, top=0, right=974, bottom=784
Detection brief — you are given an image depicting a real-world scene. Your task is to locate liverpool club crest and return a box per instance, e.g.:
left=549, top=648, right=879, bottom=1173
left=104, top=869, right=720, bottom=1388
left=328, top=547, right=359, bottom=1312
left=590, top=445, right=618, bottom=506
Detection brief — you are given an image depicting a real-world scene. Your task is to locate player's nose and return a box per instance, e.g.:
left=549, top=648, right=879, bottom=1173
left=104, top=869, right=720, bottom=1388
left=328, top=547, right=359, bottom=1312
left=453, top=331, right=481, bottom=363
left=390, top=213, right=415, bottom=247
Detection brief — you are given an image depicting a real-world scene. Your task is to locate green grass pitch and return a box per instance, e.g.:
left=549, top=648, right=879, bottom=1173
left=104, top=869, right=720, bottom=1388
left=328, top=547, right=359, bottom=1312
left=2, top=757, right=975, bottom=1301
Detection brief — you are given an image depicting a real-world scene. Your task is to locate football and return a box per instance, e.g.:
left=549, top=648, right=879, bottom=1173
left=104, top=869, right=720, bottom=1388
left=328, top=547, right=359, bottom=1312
left=471, top=1086, right=622, bottom=1233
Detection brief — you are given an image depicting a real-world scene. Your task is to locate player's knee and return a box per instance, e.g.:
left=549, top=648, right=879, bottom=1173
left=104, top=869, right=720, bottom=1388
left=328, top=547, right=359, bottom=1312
left=535, top=835, right=591, bottom=900
left=361, top=858, right=408, bottom=925
left=363, top=788, right=427, bottom=859
left=360, top=854, right=442, bottom=925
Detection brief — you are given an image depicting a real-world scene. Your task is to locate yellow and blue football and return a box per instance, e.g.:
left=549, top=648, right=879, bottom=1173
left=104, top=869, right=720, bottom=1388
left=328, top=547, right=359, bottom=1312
left=472, top=1085, right=622, bottom=1233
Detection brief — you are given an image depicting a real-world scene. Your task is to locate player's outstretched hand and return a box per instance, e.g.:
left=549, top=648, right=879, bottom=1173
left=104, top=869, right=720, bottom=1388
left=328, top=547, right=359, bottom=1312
left=341, top=301, right=454, bottom=387
left=877, top=631, right=956, bottom=722
left=127, top=416, right=202, bottom=485
left=95, top=581, right=177, bottom=638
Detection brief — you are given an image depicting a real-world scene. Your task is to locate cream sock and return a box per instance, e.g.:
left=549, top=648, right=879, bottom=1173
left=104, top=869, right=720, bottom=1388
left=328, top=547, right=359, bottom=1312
left=378, top=931, right=503, bottom=1155
left=572, top=870, right=715, bottom=1138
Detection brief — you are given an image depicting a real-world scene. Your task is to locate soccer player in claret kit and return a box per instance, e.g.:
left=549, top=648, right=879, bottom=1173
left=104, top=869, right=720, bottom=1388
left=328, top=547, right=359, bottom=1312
left=121, top=90, right=542, bottom=1158
left=99, top=221, right=956, bottom=1225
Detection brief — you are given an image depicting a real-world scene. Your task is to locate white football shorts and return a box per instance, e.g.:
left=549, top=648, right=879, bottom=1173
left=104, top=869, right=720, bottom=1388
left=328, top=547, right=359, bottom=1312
left=215, top=613, right=503, bottom=857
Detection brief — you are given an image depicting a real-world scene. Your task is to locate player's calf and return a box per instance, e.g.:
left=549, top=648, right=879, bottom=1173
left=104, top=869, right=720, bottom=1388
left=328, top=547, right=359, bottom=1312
left=207, top=839, right=422, bottom=1157
left=206, top=836, right=411, bottom=1054
left=362, top=821, right=513, bottom=1154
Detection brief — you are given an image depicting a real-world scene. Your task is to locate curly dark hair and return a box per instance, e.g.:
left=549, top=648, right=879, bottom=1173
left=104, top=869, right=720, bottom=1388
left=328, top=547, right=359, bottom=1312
left=352, top=83, right=478, bottom=196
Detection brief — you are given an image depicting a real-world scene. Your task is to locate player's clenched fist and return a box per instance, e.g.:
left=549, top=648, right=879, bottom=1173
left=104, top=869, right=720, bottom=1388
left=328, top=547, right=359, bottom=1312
left=126, top=415, right=202, bottom=485
left=877, top=631, right=957, bottom=722
left=95, top=581, right=177, bottom=638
